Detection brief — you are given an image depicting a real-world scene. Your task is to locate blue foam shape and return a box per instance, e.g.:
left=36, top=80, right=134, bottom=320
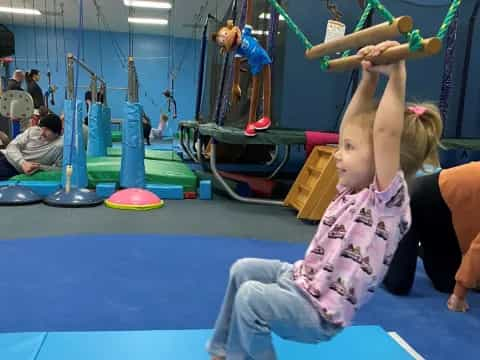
left=146, top=184, right=183, bottom=199
left=33, top=327, right=413, bottom=359
left=96, top=183, right=117, bottom=198
left=0, top=181, right=18, bottom=187
left=87, top=103, right=107, bottom=157
left=18, top=181, right=61, bottom=196
left=199, top=180, right=212, bottom=200
left=0, top=332, right=46, bottom=360
left=120, top=102, right=145, bottom=188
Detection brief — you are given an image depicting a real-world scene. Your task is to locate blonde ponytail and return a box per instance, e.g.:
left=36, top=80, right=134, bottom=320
left=400, top=102, right=443, bottom=179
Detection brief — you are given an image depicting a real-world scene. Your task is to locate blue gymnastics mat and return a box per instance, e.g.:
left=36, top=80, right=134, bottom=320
left=1, top=326, right=414, bottom=359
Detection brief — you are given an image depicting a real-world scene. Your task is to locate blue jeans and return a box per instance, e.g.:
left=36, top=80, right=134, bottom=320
left=207, top=258, right=341, bottom=360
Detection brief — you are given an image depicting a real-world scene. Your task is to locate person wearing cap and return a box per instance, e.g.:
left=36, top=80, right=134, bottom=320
left=0, top=113, right=63, bottom=180
left=7, top=69, right=25, bottom=91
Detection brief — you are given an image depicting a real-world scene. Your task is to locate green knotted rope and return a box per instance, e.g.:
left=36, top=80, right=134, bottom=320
left=407, top=29, right=424, bottom=51
left=437, top=0, right=462, bottom=40
left=368, top=0, right=394, bottom=23
left=320, top=56, right=330, bottom=71
left=342, top=2, right=373, bottom=57
left=267, top=0, right=312, bottom=49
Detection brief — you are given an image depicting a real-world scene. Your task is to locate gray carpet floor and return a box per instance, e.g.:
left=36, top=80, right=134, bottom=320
left=0, top=194, right=316, bottom=243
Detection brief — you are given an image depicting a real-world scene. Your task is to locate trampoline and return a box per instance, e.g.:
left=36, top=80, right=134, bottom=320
left=10, top=157, right=197, bottom=192
left=195, top=123, right=338, bottom=206
left=441, top=138, right=480, bottom=151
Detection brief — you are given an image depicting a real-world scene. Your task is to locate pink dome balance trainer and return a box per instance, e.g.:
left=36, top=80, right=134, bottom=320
left=105, top=188, right=164, bottom=210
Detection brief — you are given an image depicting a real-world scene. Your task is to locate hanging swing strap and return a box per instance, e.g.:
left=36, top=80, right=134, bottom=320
left=44, top=0, right=50, bottom=71
left=54, top=0, right=59, bottom=72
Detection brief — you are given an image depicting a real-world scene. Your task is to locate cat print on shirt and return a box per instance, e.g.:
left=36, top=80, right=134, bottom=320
left=312, top=245, right=325, bottom=256
left=375, top=221, right=389, bottom=240
left=329, top=278, right=347, bottom=296
left=323, top=215, right=337, bottom=227
left=399, top=218, right=409, bottom=236
left=328, top=224, right=347, bottom=239
left=386, top=185, right=405, bottom=208
left=355, top=208, right=373, bottom=227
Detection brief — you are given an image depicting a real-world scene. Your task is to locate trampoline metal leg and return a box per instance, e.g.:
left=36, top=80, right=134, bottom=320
left=180, top=126, right=197, bottom=162
left=187, top=127, right=200, bottom=162
left=210, top=142, right=284, bottom=206
left=179, top=126, right=193, bottom=161
left=268, top=144, right=290, bottom=179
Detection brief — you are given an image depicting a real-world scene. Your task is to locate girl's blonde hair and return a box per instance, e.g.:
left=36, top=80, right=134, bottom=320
left=347, top=102, right=443, bottom=179
left=401, top=102, right=443, bottom=178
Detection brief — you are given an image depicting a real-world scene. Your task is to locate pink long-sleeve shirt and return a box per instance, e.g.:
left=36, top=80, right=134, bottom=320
left=293, top=172, right=411, bottom=327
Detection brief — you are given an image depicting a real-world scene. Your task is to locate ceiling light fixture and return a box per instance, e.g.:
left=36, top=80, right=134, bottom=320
left=128, top=17, right=168, bottom=25
left=258, top=13, right=285, bottom=21
left=0, top=6, right=41, bottom=15
left=123, top=1, right=172, bottom=9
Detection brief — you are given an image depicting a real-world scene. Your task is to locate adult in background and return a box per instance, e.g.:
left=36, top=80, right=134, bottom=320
left=383, top=163, right=480, bottom=312
left=25, top=69, right=45, bottom=109
left=0, top=113, right=63, bottom=180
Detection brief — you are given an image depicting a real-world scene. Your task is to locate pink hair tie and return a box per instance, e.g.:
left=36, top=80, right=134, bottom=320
left=408, top=105, right=427, bottom=117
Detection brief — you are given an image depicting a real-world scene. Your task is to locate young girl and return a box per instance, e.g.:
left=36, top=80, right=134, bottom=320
left=207, top=41, right=442, bottom=360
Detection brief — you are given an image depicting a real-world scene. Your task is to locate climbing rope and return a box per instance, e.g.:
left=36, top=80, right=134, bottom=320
left=342, top=2, right=373, bottom=57
left=23, top=0, right=29, bottom=69
left=68, top=0, right=84, bottom=167
left=367, top=0, right=394, bottom=23
left=9, top=0, right=16, bottom=68
left=44, top=0, right=50, bottom=71
left=54, top=0, right=59, bottom=72
left=33, top=0, right=38, bottom=64
left=437, top=0, right=462, bottom=40
left=266, top=0, right=312, bottom=49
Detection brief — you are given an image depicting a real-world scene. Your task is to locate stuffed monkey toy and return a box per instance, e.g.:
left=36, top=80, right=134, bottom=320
left=211, top=0, right=272, bottom=137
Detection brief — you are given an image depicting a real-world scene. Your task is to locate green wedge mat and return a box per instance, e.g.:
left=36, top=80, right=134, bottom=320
left=10, top=157, right=197, bottom=191
left=107, top=147, right=182, bottom=162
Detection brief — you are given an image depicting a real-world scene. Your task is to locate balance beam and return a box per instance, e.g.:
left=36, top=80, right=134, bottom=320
left=305, top=16, right=413, bottom=60
left=326, top=37, right=442, bottom=72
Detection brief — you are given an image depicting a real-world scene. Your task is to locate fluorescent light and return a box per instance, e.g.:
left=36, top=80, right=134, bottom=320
left=258, top=12, right=285, bottom=21
left=128, top=17, right=168, bottom=25
left=123, top=1, right=172, bottom=9
left=0, top=6, right=41, bottom=15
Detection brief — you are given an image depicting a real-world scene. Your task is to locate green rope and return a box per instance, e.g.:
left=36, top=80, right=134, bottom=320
left=320, top=56, right=330, bottom=71
left=407, top=29, right=424, bottom=51
left=368, top=0, right=394, bottom=23
left=437, top=0, right=462, bottom=40
left=267, top=0, right=312, bottom=49
left=342, top=2, right=373, bottom=57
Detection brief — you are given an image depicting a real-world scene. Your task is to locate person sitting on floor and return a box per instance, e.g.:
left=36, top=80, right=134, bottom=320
left=0, top=113, right=63, bottom=180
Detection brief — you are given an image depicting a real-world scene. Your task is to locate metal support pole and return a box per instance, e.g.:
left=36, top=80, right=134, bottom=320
left=128, top=56, right=138, bottom=103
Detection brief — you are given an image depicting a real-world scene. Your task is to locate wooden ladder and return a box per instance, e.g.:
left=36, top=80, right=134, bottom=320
left=284, top=145, right=338, bottom=221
